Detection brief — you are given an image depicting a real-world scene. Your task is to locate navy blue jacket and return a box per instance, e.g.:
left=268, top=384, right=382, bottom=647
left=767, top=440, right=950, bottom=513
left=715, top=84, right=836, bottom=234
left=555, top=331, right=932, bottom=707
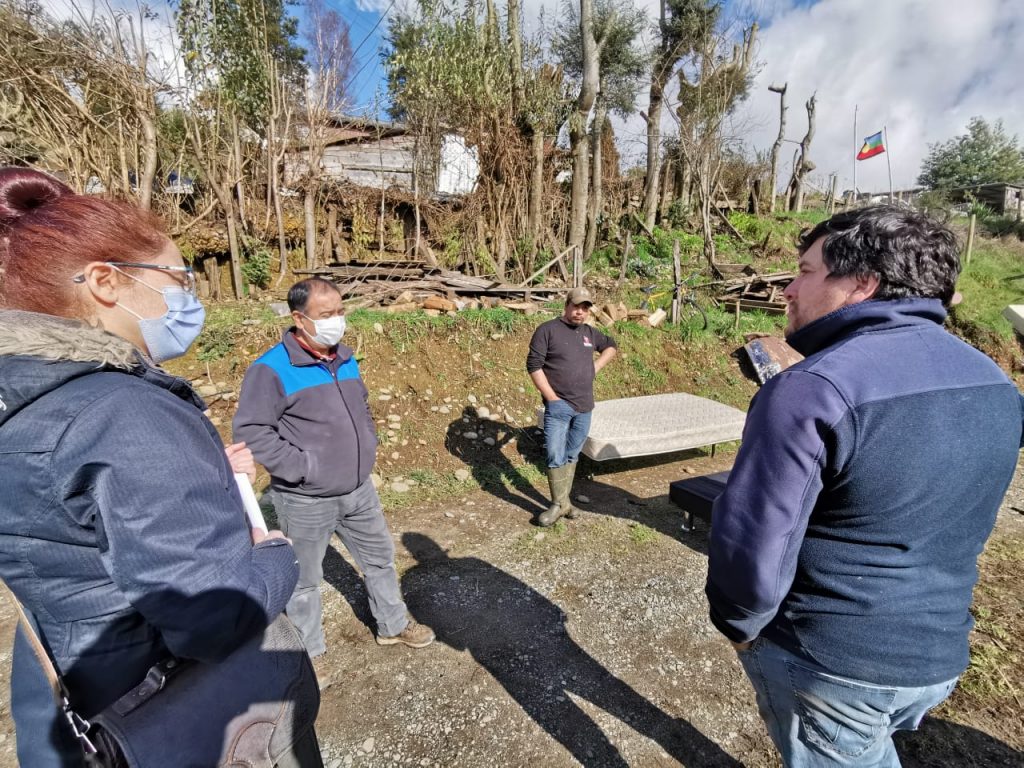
left=233, top=331, right=377, bottom=497
left=706, top=299, right=1023, bottom=686
left=0, top=311, right=299, bottom=762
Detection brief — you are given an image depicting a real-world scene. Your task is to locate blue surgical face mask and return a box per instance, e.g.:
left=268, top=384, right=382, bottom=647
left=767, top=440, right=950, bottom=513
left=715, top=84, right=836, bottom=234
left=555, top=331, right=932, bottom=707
left=115, top=272, right=206, bottom=363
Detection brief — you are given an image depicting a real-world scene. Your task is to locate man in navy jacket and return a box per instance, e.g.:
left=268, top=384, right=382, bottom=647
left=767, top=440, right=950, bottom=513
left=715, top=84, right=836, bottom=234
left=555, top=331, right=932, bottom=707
left=235, top=278, right=434, bottom=656
left=706, top=206, right=1023, bottom=767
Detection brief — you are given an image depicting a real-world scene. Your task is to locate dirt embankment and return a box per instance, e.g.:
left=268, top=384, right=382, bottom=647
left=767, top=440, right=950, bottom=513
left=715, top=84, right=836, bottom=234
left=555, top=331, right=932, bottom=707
left=0, top=308, right=1020, bottom=767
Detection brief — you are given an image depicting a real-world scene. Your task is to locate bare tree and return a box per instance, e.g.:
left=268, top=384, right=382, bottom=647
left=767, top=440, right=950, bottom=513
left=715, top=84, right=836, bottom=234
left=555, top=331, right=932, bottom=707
left=675, top=17, right=757, bottom=271
left=642, top=0, right=717, bottom=230
left=766, top=82, right=786, bottom=214
left=786, top=93, right=816, bottom=212
left=300, top=0, right=353, bottom=270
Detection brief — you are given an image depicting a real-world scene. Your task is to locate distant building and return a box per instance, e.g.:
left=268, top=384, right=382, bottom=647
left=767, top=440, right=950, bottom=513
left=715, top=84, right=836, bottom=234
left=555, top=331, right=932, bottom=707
left=285, top=116, right=478, bottom=198
left=946, top=182, right=1024, bottom=217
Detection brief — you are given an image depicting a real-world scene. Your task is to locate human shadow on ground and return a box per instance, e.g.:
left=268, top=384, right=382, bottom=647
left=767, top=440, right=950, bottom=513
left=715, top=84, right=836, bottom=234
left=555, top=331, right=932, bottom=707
left=400, top=532, right=743, bottom=767
left=11, top=587, right=323, bottom=766
left=445, top=407, right=550, bottom=519
left=895, top=715, right=1023, bottom=767
left=322, top=544, right=376, bottom=630
left=497, top=426, right=721, bottom=556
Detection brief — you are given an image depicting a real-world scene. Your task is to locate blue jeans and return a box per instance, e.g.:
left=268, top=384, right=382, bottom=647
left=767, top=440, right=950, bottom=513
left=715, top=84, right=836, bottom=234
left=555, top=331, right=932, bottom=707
left=274, top=480, right=408, bottom=656
left=543, top=399, right=592, bottom=468
left=738, top=638, right=958, bottom=767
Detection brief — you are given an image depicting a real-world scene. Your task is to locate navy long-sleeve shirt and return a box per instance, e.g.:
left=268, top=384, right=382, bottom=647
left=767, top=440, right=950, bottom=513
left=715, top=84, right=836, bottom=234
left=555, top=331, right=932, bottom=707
left=706, top=299, right=1023, bottom=686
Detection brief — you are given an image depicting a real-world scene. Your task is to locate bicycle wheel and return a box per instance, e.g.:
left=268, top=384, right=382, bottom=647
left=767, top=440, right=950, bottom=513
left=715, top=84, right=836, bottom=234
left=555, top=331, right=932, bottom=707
left=682, top=298, right=708, bottom=330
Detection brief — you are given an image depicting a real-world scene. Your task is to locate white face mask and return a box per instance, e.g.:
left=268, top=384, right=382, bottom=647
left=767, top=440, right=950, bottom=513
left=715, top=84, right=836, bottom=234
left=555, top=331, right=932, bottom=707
left=302, top=313, right=345, bottom=347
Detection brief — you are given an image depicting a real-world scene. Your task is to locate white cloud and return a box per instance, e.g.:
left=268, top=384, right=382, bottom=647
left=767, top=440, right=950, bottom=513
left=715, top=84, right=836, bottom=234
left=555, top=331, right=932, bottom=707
left=39, top=0, right=185, bottom=89
left=736, top=0, right=1024, bottom=191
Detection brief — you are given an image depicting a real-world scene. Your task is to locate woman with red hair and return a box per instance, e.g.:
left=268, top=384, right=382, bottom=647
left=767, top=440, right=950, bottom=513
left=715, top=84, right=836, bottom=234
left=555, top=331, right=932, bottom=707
left=0, top=167, right=318, bottom=765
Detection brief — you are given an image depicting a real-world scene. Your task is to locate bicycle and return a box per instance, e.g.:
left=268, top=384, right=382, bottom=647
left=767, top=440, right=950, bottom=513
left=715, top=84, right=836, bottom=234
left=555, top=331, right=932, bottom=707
left=639, top=272, right=710, bottom=330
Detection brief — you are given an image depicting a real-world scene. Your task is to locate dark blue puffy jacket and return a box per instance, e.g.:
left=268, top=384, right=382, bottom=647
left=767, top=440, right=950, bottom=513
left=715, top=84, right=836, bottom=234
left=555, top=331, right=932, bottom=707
left=0, top=310, right=299, bottom=766
left=707, top=299, right=1023, bottom=687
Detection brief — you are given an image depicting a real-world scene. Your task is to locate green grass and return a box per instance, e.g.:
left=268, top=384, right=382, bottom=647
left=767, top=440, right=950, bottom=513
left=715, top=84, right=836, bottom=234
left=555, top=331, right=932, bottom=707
left=194, top=303, right=281, bottom=362
left=628, top=522, right=658, bottom=545
left=951, top=536, right=1024, bottom=704
left=954, top=239, right=1024, bottom=342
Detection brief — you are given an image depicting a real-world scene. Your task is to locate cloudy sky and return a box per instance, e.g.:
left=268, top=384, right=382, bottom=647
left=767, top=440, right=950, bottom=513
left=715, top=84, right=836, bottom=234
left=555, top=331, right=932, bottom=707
left=41, top=0, right=1024, bottom=192
left=348, top=0, right=1024, bottom=192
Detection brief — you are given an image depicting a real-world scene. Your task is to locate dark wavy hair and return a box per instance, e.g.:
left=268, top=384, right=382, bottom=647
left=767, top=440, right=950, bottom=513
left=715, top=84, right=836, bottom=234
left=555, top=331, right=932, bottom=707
left=798, top=205, right=961, bottom=306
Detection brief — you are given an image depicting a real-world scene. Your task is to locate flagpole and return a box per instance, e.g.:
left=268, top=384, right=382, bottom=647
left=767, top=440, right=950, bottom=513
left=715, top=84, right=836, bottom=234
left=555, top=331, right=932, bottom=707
left=852, top=105, right=858, bottom=208
left=884, top=125, right=893, bottom=203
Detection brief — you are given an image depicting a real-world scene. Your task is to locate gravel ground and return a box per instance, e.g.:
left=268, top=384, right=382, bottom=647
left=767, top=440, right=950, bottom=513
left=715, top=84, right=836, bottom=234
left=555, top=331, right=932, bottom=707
left=1, top=449, right=1021, bottom=767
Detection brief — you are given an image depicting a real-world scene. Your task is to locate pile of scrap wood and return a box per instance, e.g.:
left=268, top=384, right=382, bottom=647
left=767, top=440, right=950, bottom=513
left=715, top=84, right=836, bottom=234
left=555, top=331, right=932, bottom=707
left=589, top=301, right=666, bottom=328
left=717, top=271, right=794, bottom=315
left=381, top=291, right=546, bottom=316
left=296, top=261, right=565, bottom=310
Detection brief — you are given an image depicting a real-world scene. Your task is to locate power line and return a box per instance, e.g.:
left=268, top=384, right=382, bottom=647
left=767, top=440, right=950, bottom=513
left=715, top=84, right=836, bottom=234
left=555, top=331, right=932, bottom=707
left=347, top=0, right=396, bottom=64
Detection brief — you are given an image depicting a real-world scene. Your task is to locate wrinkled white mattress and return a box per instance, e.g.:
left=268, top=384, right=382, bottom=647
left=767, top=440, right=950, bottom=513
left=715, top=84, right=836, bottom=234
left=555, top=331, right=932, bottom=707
left=538, top=393, right=746, bottom=461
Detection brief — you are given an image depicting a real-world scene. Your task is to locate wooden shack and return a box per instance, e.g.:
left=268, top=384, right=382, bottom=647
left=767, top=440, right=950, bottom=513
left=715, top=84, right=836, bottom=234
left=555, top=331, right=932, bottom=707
left=285, top=116, right=478, bottom=198
left=948, top=182, right=1024, bottom=217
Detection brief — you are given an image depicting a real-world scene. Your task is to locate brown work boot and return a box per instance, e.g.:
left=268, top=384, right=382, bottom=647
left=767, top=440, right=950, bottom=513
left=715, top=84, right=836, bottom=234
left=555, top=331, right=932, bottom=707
left=376, top=618, right=435, bottom=649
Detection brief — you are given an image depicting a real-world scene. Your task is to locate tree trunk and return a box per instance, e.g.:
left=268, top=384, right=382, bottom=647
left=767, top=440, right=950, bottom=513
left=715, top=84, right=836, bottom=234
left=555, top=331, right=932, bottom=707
left=222, top=189, right=245, bottom=299
left=568, top=0, right=600, bottom=252
left=642, top=79, right=664, bottom=231
left=137, top=109, right=158, bottom=211
left=767, top=83, right=787, bottom=214
left=272, top=179, right=288, bottom=281
left=325, top=205, right=337, bottom=263
left=231, top=111, right=248, bottom=233
left=788, top=94, right=816, bottom=212
left=527, top=128, right=544, bottom=244
left=508, top=0, right=524, bottom=111
left=203, top=255, right=221, bottom=301
left=304, top=184, right=317, bottom=270
left=584, top=96, right=607, bottom=261
left=659, top=156, right=674, bottom=221
left=116, top=116, right=131, bottom=199
left=697, top=163, right=716, bottom=271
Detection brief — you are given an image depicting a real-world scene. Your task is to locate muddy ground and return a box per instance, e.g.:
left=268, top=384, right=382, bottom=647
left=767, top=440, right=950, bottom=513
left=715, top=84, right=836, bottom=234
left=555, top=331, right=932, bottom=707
left=2, top=441, right=1020, bottom=768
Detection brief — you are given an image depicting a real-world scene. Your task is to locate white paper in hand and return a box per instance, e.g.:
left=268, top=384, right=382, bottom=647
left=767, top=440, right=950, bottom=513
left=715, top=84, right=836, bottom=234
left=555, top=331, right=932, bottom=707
left=233, top=473, right=268, bottom=534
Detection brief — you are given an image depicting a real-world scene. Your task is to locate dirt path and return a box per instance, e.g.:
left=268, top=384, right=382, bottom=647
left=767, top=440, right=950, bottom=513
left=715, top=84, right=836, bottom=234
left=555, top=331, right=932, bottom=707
left=1, top=450, right=1022, bottom=767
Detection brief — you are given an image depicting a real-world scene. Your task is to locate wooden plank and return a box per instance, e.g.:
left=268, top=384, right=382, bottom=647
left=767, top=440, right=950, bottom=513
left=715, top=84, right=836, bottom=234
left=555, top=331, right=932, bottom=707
left=743, top=337, right=804, bottom=384
left=720, top=298, right=787, bottom=315
left=520, top=246, right=574, bottom=287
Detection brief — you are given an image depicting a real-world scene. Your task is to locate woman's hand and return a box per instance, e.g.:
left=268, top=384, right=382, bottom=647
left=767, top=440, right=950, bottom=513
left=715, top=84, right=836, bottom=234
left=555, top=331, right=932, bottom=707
left=225, top=442, right=256, bottom=483
left=252, top=528, right=291, bottom=545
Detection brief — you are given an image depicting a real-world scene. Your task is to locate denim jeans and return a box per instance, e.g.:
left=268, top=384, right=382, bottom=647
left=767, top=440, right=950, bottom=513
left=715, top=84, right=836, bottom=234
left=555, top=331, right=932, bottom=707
left=543, top=399, right=593, bottom=468
left=274, top=480, right=408, bottom=656
left=738, top=637, right=958, bottom=767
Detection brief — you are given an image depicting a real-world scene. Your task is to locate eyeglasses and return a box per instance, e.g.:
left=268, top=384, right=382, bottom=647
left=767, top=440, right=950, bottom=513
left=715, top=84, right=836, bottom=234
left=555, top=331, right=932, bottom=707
left=73, top=262, right=197, bottom=295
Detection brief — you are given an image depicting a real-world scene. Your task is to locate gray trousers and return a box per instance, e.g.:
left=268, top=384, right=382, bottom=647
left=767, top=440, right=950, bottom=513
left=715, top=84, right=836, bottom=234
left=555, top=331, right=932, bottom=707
left=274, top=480, right=408, bottom=656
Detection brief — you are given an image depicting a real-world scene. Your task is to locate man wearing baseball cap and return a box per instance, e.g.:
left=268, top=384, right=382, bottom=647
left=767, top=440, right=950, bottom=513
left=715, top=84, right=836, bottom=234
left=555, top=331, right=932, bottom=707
left=526, top=287, right=617, bottom=526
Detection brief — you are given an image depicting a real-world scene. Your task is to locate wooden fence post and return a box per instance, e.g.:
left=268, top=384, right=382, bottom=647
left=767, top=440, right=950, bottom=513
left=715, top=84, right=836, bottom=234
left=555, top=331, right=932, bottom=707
left=671, top=239, right=681, bottom=325
left=965, top=213, right=977, bottom=265
left=618, top=232, right=632, bottom=286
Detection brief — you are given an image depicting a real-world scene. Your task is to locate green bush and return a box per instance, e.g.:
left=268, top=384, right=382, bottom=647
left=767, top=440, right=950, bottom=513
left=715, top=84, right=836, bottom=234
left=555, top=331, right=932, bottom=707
left=241, top=244, right=273, bottom=289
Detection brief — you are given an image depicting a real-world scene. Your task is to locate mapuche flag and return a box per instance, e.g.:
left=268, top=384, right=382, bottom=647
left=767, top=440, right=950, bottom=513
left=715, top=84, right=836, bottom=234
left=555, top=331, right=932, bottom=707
left=857, top=131, right=885, bottom=160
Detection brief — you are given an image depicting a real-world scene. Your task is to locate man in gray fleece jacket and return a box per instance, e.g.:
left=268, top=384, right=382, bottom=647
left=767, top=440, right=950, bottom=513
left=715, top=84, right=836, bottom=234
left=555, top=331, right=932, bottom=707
left=234, top=278, right=434, bottom=655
